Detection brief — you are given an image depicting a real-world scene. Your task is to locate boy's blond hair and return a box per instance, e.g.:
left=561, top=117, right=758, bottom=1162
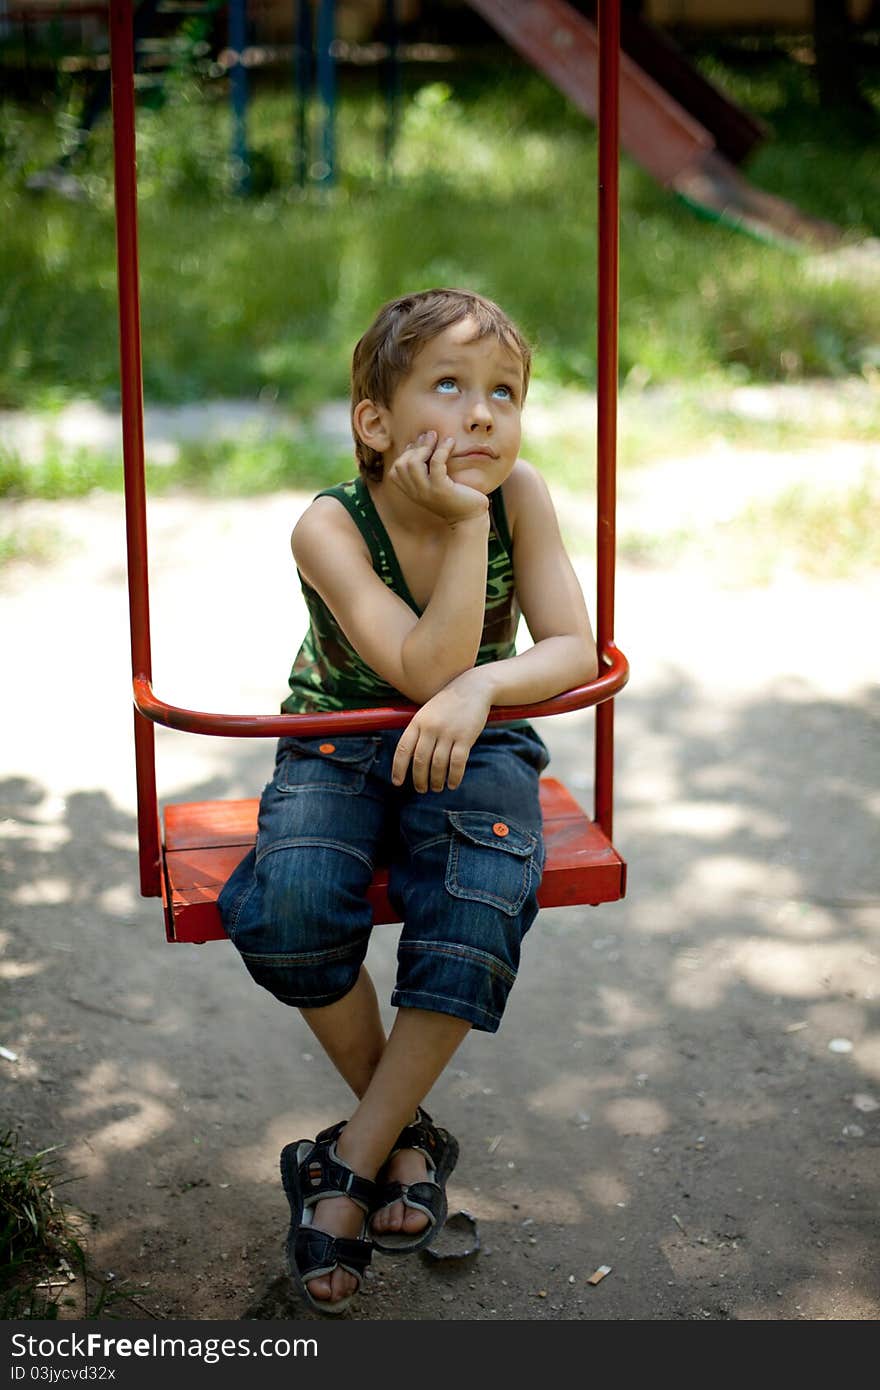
left=351, top=288, right=532, bottom=481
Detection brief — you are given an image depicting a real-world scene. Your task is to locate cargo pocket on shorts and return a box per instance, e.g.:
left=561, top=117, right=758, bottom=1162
left=274, top=736, right=380, bottom=797
left=444, top=811, right=539, bottom=917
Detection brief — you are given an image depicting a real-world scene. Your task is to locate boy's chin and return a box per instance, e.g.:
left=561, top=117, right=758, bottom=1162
left=448, top=461, right=511, bottom=493
left=450, top=473, right=492, bottom=495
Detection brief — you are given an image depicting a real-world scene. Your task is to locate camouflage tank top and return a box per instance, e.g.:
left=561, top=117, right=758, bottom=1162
left=282, top=476, right=521, bottom=716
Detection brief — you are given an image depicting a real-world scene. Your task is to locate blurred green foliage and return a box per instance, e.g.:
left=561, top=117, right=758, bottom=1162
left=0, top=47, right=878, bottom=416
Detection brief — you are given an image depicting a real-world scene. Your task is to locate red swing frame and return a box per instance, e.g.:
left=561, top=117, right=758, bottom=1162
left=108, top=0, right=629, bottom=942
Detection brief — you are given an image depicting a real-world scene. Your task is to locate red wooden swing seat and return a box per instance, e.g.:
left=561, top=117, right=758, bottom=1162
left=161, top=777, right=626, bottom=943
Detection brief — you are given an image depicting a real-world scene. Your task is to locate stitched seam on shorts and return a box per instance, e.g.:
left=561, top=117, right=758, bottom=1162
left=273, top=985, right=356, bottom=1006
left=255, top=837, right=374, bottom=871
left=447, top=813, right=537, bottom=857
left=398, top=939, right=518, bottom=987
left=446, top=841, right=531, bottom=914
left=390, top=988, right=502, bottom=1025
left=223, top=879, right=259, bottom=934
left=445, top=876, right=528, bottom=914
left=239, top=936, right=369, bottom=967
left=278, top=736, right=380, bottom=763
left=276, top=742, right=379, bottom=794
left=275, top=778, right=365, bottom=796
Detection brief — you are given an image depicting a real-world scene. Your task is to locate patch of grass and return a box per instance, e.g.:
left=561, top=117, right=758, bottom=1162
left=2, top=379, right=877, bottom=508
left=734, top=470, right=880, bottom=581
left=692, top=40, right=880, bottom=233
left=0, top=1130, right=74, bottom=1319
left=523, top=378, right=880, bottom=488
left=0, top=443, right=121, bottom=498
left=0, top=520, right=63, bottom=567
left=169, top=430, right=352, bottom=494
left=622, top=386, right=880, bottom=462
left=0, top=429, right=351, bottom=504
left=0, top=1129, right=150, bottom=1319
left=619, top=468, right=880, bottom=584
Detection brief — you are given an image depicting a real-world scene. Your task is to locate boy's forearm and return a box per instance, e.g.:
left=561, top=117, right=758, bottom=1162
left=399, top=512, right=490, bottom=701
left=464, top=636, right=599, bottom=708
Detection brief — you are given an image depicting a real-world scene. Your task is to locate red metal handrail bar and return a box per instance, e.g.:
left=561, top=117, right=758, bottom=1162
left=110, top=0, right=158, bottom=897
left=109, top=0, right=627, bottom=900
left=132, top=645, right=628, bottom=738
left=595, top=0, right=621, bottom=843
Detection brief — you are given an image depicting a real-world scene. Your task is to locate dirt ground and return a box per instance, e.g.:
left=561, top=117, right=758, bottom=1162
left=2, top=421, right=879, bottom=1321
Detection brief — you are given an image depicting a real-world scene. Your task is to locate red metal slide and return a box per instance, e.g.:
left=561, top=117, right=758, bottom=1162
left=466, top=0, right=840, bottom=247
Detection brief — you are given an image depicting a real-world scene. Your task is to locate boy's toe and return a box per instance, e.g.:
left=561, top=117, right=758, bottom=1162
left=307, top=1269, right=356, bottom=1305
left=374, top=1197, right=428, bottom=1235
left=307, top=1273, right=333, bottom=1301
left=375, top=1199, right=408, bottom=1232
left=330, top=1269, right=357, bottom=1303
left=402, top=1205, right=428, bottom=1234
left=384, top=1201, right=404, bottom=1232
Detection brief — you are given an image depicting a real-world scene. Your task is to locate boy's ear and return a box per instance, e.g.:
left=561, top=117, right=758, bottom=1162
left=352, top=398, right=391, bottom=454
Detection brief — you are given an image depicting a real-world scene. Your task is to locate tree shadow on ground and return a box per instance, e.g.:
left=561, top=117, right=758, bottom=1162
left=1, top=674, right=878, bottom=1319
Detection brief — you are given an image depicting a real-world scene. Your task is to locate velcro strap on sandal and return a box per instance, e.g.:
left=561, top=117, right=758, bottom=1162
left=390, top=1110, right=446, bottom=1168
left=295, top=1228, right=373, bottom=1280
left=315, top=1120, right=348, bottom=1146
left=300, top=1139, right=376, bottom=1213
left=375, top=1179, right=442, bottom=1224
left=399, top=1180, right=443, bottom=1220
left=329, top=1235, right=373, bottom=1278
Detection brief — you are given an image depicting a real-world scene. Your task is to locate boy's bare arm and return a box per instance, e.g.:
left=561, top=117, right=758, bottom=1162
left=292, top=438, right=490, bottom=705
left=390, top=433, right=490, bottom=700
left=391, top=462, right=598, bottom=793
left=467, top=459, right=598, bottom=704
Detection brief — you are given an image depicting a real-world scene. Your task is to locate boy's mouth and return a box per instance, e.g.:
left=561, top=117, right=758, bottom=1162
left=452, top=447, right=498, bottom=459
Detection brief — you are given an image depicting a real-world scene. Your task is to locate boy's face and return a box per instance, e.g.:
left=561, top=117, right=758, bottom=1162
left=380, top=318, right=524, bottom=494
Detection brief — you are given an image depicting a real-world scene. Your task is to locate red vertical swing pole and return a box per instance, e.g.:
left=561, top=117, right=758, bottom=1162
left=595, top=0, right=620, bottom=842
left=109, top=0, right=161, bottom=897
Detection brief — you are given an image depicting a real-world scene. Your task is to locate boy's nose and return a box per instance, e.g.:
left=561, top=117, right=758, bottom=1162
left=467, top=399, right=493, bottom=430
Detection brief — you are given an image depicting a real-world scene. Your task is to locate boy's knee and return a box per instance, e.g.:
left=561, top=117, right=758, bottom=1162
left=222, top=843, right=373, bottom=1008
left=240, top=944, right=365, bottom=1009
left=259, top=844, right=371, bottom=933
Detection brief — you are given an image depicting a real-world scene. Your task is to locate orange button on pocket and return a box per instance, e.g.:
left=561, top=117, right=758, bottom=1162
left=319, top=743, right=336, bottom=754
left=492, top=822, right=510, bottom=838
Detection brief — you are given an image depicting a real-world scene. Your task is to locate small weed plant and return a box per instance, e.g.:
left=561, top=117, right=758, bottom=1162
left=0, top=1130, right=146, bottom=1319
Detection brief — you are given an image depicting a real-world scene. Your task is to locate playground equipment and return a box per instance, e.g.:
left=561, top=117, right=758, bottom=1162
left=109, top=0, right=630, bottom=944
left=22, top=0, right=842, bottom=245
left=282, top=0, right=840, bottom=245
left=467, top=0, right=841, bottom=247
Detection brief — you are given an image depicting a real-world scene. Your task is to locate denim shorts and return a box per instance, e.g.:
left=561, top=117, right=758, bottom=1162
left=218, top=723, right=549, bottom=1034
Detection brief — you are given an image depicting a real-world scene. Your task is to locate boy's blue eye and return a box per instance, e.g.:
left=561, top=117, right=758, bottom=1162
left=433, top=378, right=516, bottom=400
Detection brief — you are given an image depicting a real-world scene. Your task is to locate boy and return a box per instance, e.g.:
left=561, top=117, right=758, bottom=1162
left=219, top=288, right=597, bottom=1314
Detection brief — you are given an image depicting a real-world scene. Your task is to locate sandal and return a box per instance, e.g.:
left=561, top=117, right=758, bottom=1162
left=279, top=1129, right=376, bottom=1316
left=370, top=1107, right=459, bottom=1255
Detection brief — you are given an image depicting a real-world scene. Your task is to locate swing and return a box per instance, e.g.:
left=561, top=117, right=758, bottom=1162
left=108, top=1, right=630, bottom=945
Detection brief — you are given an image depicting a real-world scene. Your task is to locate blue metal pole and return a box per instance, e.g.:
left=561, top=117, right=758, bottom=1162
left=293, top=0, right=312, bottom=187
left=229, top=0, right=250, bottom=194
left=316, top=0, right=335, bottom=186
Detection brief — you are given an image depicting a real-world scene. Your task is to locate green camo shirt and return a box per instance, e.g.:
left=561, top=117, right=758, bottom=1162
left=282, top=476, right=520, bottom=715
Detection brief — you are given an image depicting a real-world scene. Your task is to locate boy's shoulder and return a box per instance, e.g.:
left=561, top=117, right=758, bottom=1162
left=501, top=457, right=553, bottom=533
left=291, top=484, right=370, bottom=564
left=295, top=477, right=362, bottom=525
